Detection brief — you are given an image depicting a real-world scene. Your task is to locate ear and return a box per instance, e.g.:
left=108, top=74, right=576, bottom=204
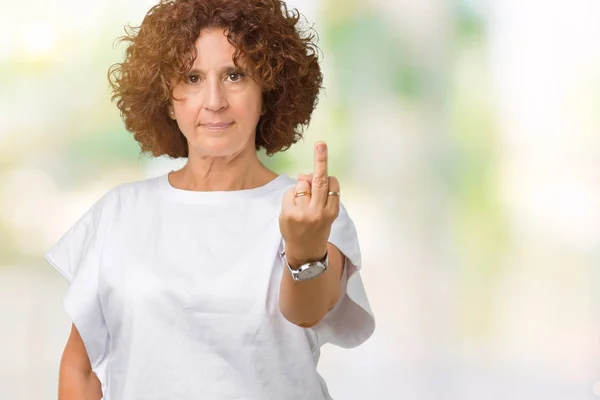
left=167, top=105, right=176, bottom=120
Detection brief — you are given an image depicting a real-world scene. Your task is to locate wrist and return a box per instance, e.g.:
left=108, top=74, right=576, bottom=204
left=283, top=243, right=328, bottom=270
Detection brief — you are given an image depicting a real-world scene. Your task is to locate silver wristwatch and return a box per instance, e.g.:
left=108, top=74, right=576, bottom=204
left=280, top=250, right=329, bottom=281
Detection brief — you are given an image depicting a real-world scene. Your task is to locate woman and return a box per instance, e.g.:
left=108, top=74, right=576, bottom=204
left=46, top=0, right=375, bottom=399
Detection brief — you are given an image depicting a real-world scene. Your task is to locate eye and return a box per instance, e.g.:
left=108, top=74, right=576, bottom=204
left=186, top=74, right=200, bottom=84
left=227, top=72, right=244, bottom=82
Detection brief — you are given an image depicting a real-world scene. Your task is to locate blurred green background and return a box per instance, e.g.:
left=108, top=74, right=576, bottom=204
left=1, top=0, right=599, bottom=399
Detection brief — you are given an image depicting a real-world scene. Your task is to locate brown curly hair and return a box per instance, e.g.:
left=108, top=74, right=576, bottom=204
left=108, top=0, right=323, bottom=158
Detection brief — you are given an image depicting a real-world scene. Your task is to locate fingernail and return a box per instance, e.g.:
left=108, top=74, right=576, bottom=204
left=318, top=142, right=326, bottom=153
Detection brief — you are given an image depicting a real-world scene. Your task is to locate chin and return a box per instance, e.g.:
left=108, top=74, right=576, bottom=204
left=191, top=138, right=248, bottom=158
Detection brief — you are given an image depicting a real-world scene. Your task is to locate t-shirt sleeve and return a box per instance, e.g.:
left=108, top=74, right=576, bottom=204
left=311, top=201, right=376, bottom=349
left=44, top=193, right=111, bottom=393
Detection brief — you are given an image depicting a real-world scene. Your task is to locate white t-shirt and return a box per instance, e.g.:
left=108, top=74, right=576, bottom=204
left=45, top=172, right=375, bottom=400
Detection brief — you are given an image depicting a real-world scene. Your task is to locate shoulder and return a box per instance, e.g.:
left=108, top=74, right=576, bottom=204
left=266, top=173, right=296, bottom=204
left=276, top=173, right=297, bottom=188
left=86, top=174, right=162, bottom=222
left=101, top=174, right=161, bottom=206
left=109, top=174, right=161, bottom=198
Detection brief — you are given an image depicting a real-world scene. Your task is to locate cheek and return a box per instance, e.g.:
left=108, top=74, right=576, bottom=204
left=172, top=99, right=201, bottom=131
left=237, top=103, right=261, bottom=122
left=171, top=85, right=200, bottom=113
left=234, top=93, right=262, bottom=121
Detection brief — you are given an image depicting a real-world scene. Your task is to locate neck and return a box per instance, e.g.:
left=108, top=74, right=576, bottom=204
left=171, top=146, right=277, bottom=192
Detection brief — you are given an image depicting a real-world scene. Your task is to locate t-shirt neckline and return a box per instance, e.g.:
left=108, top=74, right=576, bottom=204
left=157, top=171, right=290, bottom=204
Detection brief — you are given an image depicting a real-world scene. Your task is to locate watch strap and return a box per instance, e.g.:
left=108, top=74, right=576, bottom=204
left=280, top=250, right=329, bottom=281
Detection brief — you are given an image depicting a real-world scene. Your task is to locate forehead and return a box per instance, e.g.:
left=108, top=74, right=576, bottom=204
left=192, top=28, right=245, bottom=69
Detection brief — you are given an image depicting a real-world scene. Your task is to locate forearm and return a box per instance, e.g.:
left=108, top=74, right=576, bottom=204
left=59, top=365, right=102, bottom=400
left=278, top=242, right=344, bottom=327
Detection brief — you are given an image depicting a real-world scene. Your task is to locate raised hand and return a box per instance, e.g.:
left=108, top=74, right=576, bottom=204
left=279, top=141, right=340, bottom=265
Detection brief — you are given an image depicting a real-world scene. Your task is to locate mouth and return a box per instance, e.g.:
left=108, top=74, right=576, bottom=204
left=202, top=122, right=233, bottom=131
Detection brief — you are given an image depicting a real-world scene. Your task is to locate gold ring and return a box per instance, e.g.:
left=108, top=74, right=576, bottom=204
left=328, top=191, right=340, bottom=197
left=294, top=191, right=311, bottom=198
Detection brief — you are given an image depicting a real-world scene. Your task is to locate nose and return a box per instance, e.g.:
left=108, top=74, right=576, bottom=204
left=204, top=79, right=228, bottom=112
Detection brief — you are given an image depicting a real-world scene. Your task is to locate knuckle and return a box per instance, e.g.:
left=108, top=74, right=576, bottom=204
left=331, top=206, right=340, bottom=220
left=306, top=213, right=319, bottom=224
left=296, top=211, right=310, bottom=223
left=313, top=211, right=325, bottom=222
left=313, top=176, right=328, bottom=187
left=323, top=208, right=335, bottom=221
left=323, top=206, right=333, bottom=217
left=302, top=212, right=320, bottom=224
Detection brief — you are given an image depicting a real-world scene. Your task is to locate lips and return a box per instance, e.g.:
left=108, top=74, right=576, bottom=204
left=202, top=122, right=233, bottom=130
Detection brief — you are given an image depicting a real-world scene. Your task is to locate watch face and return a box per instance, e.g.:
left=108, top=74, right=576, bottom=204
left=298, top=265, right=325, bottom=280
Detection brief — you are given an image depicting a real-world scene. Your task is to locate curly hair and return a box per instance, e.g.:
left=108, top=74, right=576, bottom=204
left=107, top=0, right=323, bottom=158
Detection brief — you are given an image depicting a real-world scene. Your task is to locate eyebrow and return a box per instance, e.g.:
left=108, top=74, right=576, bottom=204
left=187, top=65, right=243, bottom=74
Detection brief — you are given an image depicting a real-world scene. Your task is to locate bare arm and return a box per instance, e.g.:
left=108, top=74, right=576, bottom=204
left=59, top=324, right=102, bottom=400
left=278, top=142, right=346, bottom=328
left=279, top=242, right=345, bottom=327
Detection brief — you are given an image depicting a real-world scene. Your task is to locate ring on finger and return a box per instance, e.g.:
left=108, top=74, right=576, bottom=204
left=327, top=191, right=340, bottom=197
left=295, top=191, right=311, bottom=198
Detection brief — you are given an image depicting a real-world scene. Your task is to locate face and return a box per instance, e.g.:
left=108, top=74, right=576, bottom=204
left=169, top=28, right=264, bottom=158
